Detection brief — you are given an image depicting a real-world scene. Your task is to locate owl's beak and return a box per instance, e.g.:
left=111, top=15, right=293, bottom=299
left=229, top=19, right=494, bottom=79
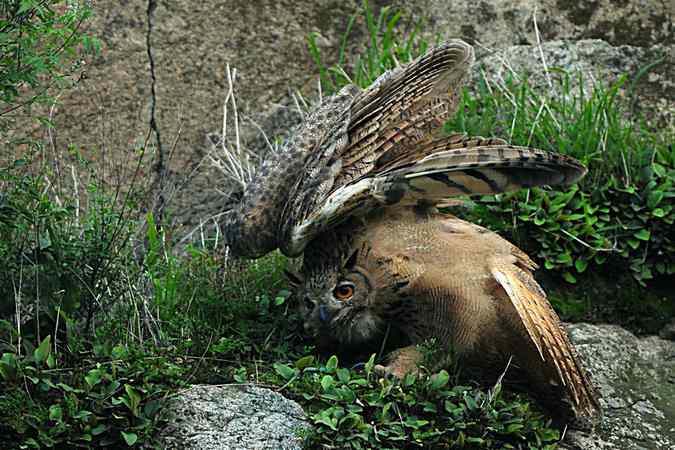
left=319, top=304, right=332, bottom=323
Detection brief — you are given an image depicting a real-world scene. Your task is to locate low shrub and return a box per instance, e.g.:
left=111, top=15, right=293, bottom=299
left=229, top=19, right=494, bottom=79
left=448, top=74, right=674, bottom=286
left=271, top=354, right=559, bottom=449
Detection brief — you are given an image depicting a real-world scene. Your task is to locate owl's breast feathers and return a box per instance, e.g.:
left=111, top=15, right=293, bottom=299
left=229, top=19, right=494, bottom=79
left=347, top=208, right=599, bottom=417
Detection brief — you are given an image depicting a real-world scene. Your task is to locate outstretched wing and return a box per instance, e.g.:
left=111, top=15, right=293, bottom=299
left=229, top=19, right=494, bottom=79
left=225, top=40, right=587, bottom=259
left=226, top=40, right=477, bottom=258
left=285, top=134, right=586, bottom=256
left=334, top=40, right=475, bottom=186
left=490, top=253, right=600, bottom=417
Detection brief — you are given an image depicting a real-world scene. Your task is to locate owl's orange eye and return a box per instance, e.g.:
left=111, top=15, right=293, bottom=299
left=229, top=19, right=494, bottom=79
left=333, top=283, right=355, bottom=301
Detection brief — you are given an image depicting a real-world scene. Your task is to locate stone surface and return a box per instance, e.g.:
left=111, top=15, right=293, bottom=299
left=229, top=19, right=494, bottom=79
left=158, top=384, right=309, bottom=450
left=562, top=323, right=675, bottom=450
left=398, top=0, right=674, bottom=48
left=474, top=39, right=675, bottom=129
left=16, top=0, right=360, bottom=235
left=660, top=318, right=675, bottom=340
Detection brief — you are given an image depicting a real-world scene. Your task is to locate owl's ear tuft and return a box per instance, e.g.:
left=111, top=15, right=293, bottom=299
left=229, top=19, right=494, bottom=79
left=344, top=249, right=359, bottom=269
left=284, top=269, right=303, bottom=287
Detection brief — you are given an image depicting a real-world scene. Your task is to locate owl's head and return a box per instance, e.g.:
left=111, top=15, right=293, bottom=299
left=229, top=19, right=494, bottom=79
left=289, top=247, right=385, bottom=347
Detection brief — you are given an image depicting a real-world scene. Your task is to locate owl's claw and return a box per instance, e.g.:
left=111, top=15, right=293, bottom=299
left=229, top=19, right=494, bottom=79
left=374, top=363, right=404, bottom=380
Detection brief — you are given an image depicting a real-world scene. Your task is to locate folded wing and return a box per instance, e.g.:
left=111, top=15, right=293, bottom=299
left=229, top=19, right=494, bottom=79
left=490, top=252, right=600, bottom=417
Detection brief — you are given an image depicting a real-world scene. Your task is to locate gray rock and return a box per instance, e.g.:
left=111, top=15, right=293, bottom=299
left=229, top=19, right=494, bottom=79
left=659, top=318, right=675, bottom=341
left=473, top=39, right=675, bottom=129
left=158, top=384, right=309, bottom=450
left=398, top=0, right=674, bottom=48
left=561, top=323, right=675, bottom=450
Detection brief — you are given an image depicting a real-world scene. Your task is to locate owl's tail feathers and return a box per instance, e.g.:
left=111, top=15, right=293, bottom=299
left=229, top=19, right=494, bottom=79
left=371, top=137, right=587, bottom=206
left=491, top=262, right=601, bottom=418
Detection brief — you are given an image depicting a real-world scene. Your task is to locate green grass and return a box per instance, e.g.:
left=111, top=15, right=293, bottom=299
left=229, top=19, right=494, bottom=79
left=308, top=0, right=431, bottom=92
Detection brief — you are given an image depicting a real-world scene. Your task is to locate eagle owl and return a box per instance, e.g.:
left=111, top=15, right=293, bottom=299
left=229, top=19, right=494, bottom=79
left=223, top=40, right=599, bottom=419
left=292, top=207, right=598, bottom=418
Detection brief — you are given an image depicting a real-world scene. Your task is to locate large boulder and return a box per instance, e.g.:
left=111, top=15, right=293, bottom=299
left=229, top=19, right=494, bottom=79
left=398, top=0, right=673, bottom=48
left=563, top=323, right=675, bottom=450
left=474, top=39, right=675, bottom=129
left=158, top=384, right=309, bottom=450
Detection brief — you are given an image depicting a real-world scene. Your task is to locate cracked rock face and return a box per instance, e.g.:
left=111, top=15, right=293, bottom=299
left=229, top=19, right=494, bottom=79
left=473, top=39, right=675, bottom=130
left=158, top=384, right=309, bottom=450
left=562, top=323, right=675, bottom=450
left=398, top=0, right=674, bottom=48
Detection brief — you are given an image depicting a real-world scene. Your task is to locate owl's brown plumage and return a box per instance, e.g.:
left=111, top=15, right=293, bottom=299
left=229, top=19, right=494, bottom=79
left=224, top=40, right=586, bottom=259
left=297, top=206, right=600, bottom=419
left=223, top=39, right=598, bottom=421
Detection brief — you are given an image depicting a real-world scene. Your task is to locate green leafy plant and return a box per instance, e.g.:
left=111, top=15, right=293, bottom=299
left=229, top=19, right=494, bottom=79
left=269, top=354, right=559, bottom=449
left=0, top=336, right=186, bottom=448
left=0, top=156, right=138, bottom=347
left=0, top=0, right=99, bottom=120
left=447, top=73, right=674, bottom=286
left=308, top=0, right=430, bottom=93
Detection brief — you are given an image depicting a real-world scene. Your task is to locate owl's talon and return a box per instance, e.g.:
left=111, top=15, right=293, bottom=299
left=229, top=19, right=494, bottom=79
left=373, top=364, right=388, bottom=376
left=374, top=364, right=402, bottom=381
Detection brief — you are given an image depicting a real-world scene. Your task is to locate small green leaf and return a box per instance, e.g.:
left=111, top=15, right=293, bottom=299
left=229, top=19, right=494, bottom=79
left=403, top=372, right=417, bottom=387
left=49, top=404, right=63, bottom=422
left=111, top=345, right=128, bottom=359
left=556, top=253, right=573, bottom=265
left=85, top=368, right=102, bottom=387
left=326, top=355, right=339, bottom=371
left=273, top=363, right=296, bottom=381
left=274, top=289, right=290, bottom=306
left=0, top=353, right=17, bottom=380
left=295, top=355, right=314, bottom=370
left=233, top=367, right=247, bottom=383
left=647, top=190, right=663, bottom=208
left=627, top=239, right=640, bottom=250
left=640, top=266, right=653, bottom=280
left=34, top=335, right=51, bottom=364
left=73, top=410, right=92, bottom=420
left=507, top=422, right=524, bottom=433
left=574, top=259, right=588, bottom=273
left=364, top=354, right=376, bottom=376
left=634, top=229, right=651, bottom=241
left=429, top=370, right=449, bottom=390
left=336, top=367, right=350, bottom=384
left=652, top=208, right=666, bottom=217
left=562, top=271, right=577, bottom=284
left=321, top=375, right=335, bottom=392
left=121, top=431, right=138, bottom=446
left=123, top=384, right=141, bottom=416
